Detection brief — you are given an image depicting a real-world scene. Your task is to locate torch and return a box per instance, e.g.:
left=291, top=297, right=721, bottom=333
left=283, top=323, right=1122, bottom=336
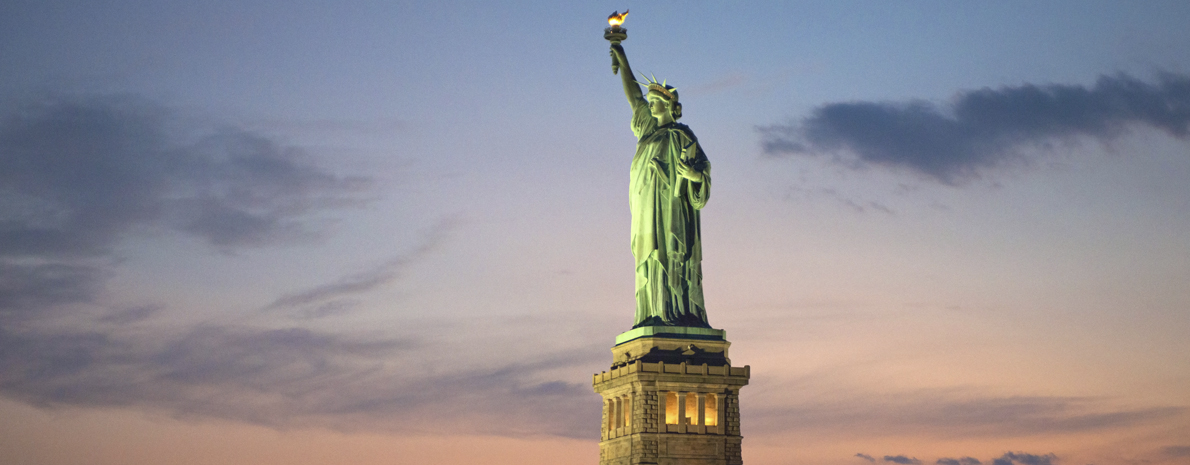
left=604, top=10, right=628, bottom=74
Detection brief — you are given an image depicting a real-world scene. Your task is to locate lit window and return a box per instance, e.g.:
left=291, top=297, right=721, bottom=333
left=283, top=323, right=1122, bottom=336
left=665, top=392, right=678, bottom=425
left=615, top=397, right=623, bottom=428
left=685, top=392, right=698, bottom=425
left=607, top=399, right=614, bottom=431
left=704, top=393, right=718, bottom=426
left=623, top=395, right=632, bottom=428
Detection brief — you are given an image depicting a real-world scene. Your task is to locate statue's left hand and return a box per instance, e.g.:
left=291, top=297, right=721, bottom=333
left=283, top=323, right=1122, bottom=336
left=676, top=161, right=704, bottom=182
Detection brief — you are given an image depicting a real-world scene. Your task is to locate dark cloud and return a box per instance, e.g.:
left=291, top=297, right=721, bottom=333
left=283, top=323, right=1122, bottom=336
left=759, top=73, right=1190, bottom=184
left=0, top=260, right=106, bottom=316
left=0, top=94, right=370, bottom=258
left=0, top=94, right=371, bottom=320
left=0, top=323, right=403, bottom=415
left=0, top=94, right=602, bottom=441
left=1162, top=446, right=1190, bottom=458
left=937, top=457, right=982, bottom=465
left=0, top=94, right=575, bottom=438
left=748, top=391, right=1184, bottom=438
left=166, top=128, right=371, bottom=248
left=885, top=455, right=922, bottom=464
left=991, top=452, right=1056, bottom=465
left=97, top=304, right=162, bottom=324
left=857, top=453, right=877, bottom=462
left=0, top=322, right=601, bottom=437
left=0, top=94, right=596, bottom=441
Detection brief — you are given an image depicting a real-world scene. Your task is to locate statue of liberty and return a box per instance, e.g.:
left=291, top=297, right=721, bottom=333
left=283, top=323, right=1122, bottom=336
left=609, top=42, right=712, bottom=329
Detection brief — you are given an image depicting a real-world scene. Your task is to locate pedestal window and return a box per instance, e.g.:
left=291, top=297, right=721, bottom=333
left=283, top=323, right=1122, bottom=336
left=704, top=392, right=718, bottom=426
left=665, top=391, right=678, bottom=425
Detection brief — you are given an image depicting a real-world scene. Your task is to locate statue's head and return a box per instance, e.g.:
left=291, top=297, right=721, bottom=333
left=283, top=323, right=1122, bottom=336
left=640, top=74, right=682, bottom=121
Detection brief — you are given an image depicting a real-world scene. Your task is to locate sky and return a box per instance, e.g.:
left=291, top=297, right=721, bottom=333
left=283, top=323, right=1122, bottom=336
left=1, top=1, right=1189, bottom=464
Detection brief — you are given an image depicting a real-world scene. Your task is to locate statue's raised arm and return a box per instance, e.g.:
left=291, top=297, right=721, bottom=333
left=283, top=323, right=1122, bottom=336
left=610, top=44, right=645, bottom=107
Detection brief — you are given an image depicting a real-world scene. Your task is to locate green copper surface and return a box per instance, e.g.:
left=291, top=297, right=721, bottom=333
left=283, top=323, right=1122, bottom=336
left=614, top=326, right=727, bottom=345
left=609, top=42, right=712, bottom=329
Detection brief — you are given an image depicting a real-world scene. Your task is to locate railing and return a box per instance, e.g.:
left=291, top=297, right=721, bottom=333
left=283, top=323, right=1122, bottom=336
left=593, top=360, right=749, bottom=384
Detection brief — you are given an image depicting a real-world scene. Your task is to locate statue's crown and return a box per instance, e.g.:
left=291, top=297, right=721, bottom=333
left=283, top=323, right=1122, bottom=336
left=637, top=73, right=678, bottom=102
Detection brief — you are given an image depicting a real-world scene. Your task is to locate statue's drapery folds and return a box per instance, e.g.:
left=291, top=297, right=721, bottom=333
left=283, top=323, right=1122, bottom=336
left=628, top=98, right=711, bottom=328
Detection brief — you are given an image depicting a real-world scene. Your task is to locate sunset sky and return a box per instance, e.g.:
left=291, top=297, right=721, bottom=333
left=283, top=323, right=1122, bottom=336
left=2, top=1, right=1189, bottom=464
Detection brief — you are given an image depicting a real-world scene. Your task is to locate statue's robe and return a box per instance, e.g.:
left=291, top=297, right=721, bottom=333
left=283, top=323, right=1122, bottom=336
left=629, top=98, right=711, bottom=328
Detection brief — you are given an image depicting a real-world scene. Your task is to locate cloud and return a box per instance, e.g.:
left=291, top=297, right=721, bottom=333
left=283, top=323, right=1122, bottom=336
left=991, top=452, right=1056, bottom=465
left=0, top=260, right=106, bottom=316
left=0, top=94, right=574, bottom=437
left=0, top=94, right=372, bottom=319
left=0, top=94, right=602, bottom=440
left=748, top=391, right=1184, bottom=439
left=263, top=257, right=406, bottom=314
left=263, top=219, right=455, bottom=318
left=0, top=323, right=404, bottom=415
left=0, top=94, right=600, bottom=441
left=937, top=457, right=982, bottom=465
left=0, top=94, right=370, bottom=258
left=885, top=455, right=922, bottom=464
left=857, top=453, right=877, bottom=462
left=1162, top=446, right=1190, bottom=458
left=0, top=322, right=601, bottom=437
left=759, top=73, right=1190, bottom=184
left=97, top=304, right=162, bottom=324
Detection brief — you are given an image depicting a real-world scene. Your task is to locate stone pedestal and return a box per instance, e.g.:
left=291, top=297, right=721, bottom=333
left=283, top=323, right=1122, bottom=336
left=593, top=328, right=750, bottom=465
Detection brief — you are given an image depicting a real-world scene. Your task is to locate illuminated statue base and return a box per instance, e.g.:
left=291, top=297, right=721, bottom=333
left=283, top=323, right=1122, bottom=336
left=593, top=329, right=750, bottom=465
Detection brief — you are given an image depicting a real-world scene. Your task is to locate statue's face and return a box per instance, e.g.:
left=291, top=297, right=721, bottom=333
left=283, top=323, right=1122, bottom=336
left=647, top=94, right=672, bottom=122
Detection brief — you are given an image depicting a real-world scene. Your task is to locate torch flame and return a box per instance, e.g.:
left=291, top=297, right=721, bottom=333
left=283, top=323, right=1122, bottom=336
left=608, top=9, right=628, bottom=27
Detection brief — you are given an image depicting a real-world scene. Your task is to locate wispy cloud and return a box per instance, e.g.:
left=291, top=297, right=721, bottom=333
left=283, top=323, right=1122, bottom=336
left=0, top=321, right=601, bottom=437
left=247, top=117, right=408, bottom=137
left=857, top=453, right=877, bottom=462
left=0, top=94, right=373, bottom=319
left=750, top=390, right=1184, bottom=438
left=0, top=95, right=371, bottom=256
left=0, top=260, right=106, bottom=316
left=1162, top=446, right=1190, bottom=458
left=0, top=323, right=407, bottom=417
left=0, top=94, right=592, bottom=441
left=0, top=94, right=531, bottom=437
left=866, top=453, right=1047, bottom=465
left=97, top=304, right=162, bottom=324
left=759, top=73, right=1190, bottom=184
left=991, top=452, right=1056, bottom=465
left=937, top=457, right=982, bottom=465
left=263, top=219, right=455, bottom=318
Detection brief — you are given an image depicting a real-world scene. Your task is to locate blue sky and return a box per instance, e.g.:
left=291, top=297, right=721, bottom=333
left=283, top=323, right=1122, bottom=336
left=2, top=2, right=1189, bottom=464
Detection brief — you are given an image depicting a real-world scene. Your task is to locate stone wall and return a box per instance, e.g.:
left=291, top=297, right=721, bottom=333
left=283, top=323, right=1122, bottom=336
left=594, top=337, right=750, bottom=465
